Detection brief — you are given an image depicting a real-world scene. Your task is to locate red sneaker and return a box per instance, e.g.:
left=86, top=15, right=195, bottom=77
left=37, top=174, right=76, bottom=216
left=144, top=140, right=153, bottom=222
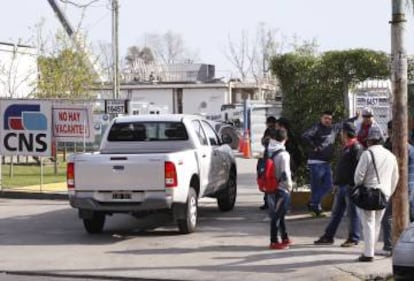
left=269, top=242, right=289, bottom=250
left=282, top=238, right=293, bottom=245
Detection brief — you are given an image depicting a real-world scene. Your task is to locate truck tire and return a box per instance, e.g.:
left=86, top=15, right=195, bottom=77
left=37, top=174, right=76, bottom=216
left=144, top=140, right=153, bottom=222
left=217, top=171, right=237, bottom=212
left=177, top=187, right=198, bottom=234
left=83, top=212, right=105, bottom=234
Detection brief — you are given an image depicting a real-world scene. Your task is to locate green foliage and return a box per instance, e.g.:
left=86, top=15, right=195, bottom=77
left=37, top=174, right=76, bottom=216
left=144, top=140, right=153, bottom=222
left=1, top=163, right=66, bottom=188
left=271, top=48, right=390, bottom=185
left=320, top=49, right=390, bottom=86
left=37, top=48, right=96, bottom=98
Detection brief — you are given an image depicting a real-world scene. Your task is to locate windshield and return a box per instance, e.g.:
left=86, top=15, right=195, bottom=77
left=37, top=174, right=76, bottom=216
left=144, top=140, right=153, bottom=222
left=107, top=121, right=188, bottom=142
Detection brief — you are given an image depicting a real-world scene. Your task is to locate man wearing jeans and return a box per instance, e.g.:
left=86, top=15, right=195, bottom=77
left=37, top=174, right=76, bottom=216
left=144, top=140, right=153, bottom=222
left=314, top=122, right=362, bottom=246
left=302, top=111, right=358, bottom=216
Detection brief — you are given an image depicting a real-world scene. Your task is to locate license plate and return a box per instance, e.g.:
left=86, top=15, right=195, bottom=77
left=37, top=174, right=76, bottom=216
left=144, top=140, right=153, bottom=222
left=112, top=191, right=132, bottom=199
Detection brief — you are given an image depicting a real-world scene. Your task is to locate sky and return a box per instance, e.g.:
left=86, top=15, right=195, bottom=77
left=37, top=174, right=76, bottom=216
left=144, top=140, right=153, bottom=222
left=1, top=0, right=414, bottom=78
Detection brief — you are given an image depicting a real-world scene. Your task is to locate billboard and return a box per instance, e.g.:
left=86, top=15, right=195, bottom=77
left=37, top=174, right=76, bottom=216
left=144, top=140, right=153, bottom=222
left=0, top=100, right=52, bottom=156
left=52, top=105, right=94, bottom=142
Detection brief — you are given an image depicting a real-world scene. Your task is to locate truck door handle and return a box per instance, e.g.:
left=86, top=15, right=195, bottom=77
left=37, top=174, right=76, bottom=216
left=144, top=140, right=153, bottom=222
left=202, top=154, right=206, bottom=158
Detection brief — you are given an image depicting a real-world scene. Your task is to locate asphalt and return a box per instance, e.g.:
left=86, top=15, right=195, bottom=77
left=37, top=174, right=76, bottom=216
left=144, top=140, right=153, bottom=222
left=0, top=156, right=396, bottom=281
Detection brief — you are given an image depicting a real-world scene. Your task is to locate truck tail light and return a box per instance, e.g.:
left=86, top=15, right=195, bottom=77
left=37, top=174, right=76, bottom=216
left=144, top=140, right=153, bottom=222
left=67, top=162, right=75, bottom=189
left=165, top=161, right=177, bottom=188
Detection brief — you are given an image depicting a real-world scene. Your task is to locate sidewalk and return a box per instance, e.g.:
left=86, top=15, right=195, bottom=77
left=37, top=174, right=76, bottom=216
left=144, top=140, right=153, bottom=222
left=0, top=182, right=67, bottom=200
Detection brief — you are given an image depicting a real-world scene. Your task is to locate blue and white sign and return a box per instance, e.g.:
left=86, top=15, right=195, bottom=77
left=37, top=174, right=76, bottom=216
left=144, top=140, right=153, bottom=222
left=0, top=100, right=52, bottom=156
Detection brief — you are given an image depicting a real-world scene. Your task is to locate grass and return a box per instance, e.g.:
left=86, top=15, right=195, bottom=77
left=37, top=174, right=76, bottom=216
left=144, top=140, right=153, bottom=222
left=1, top=162, right=66, bottom=188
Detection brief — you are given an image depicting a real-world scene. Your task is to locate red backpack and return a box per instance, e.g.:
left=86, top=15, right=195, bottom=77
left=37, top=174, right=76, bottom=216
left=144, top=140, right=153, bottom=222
left=256, top=149, right=284, bottom=193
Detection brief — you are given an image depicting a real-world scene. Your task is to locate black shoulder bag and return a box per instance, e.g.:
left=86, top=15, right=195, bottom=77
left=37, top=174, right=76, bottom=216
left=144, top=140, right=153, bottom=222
left=350, top=150, right=388, bottom=210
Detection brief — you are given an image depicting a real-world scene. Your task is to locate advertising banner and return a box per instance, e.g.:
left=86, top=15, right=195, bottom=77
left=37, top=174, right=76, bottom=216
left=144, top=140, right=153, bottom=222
left=0, top=100, right=52, bottom=156
left=52, top=105, right=94, bottom=142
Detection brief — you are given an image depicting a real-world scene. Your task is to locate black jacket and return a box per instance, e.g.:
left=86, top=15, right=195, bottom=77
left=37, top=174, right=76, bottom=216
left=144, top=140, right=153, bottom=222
left=302, top=116, right=357, bottom=162
left=302, top=122, right=341, bottom=162
left=334, top=140, right=363, bottom=186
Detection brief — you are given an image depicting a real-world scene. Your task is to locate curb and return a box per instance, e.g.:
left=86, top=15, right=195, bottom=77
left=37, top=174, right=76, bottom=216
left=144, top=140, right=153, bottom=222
left=0, top=190, right=67, bottom=200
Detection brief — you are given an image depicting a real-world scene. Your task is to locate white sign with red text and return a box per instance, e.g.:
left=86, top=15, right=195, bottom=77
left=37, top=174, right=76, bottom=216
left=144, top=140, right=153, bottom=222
left=52, top=106, right=94, bottom=142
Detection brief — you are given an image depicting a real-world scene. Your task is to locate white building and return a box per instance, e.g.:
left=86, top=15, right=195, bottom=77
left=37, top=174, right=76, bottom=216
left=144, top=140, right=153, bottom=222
left=0, top=42, right=38, bottom=98
left=94, top=80, right=278, bottom=117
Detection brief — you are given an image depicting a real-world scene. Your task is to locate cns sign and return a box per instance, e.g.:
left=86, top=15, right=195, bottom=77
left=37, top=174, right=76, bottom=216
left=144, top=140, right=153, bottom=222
left=0, top=101, right=52, bottom=156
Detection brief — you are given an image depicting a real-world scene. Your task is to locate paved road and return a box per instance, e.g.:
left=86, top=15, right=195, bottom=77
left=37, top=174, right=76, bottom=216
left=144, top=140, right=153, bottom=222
left=0, top=158, right=393, bottom=281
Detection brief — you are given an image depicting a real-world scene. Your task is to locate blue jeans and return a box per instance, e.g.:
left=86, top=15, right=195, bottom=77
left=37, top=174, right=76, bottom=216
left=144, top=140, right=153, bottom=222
left=267, top=190, right=290, bottom=243
left=324, top=185, right=361, bottom=241
left=409, top=187, right=414, bottom=222
left=381, top=201, right=393, bottom=251
left=308, top=163, right=333, bottom=211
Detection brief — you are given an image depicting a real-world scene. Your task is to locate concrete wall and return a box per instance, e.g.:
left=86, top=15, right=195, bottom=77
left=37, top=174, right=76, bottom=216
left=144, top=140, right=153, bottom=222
left=183, top=88, right=228, bottom=115
left=128, top=88, right=173, bottom=111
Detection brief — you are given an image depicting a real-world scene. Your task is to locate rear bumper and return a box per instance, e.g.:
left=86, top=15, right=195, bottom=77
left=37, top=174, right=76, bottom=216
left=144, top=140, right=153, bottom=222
left=393, top=266, right=414, bottom=280
left=69, top=191, right=173, bottom=212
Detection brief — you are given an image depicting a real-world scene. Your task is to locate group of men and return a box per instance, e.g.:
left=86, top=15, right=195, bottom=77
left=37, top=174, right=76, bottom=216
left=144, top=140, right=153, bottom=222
left=260, top=107, right=414, bottom=262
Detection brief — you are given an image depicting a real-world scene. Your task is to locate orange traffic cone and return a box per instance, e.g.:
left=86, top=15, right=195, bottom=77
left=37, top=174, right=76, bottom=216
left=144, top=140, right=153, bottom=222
left=238, top=133, right=244, bottom=152
left=243, top=131, right=252, bottom=159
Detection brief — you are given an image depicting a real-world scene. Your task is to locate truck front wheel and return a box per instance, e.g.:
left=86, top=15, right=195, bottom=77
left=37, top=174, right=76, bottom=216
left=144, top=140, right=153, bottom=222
left=83, top=212, right=105, bottom=234
left=217, top=171, right=237, bottom=211
left=177, top=187, right=198, bottom=234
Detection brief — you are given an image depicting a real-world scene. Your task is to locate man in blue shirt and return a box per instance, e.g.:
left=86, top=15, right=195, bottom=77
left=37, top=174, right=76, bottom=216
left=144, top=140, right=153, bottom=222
left=302, top=111, right=358, bottom=216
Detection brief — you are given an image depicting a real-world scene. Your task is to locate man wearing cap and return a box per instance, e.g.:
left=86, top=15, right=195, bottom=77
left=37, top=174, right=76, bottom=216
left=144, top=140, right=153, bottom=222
left=354, top=126, right=399, bottom=262
left=314, top=122, right=363, bottom=246
left=302, top=110, right=359, bottom=216
left=357, top=107, right=385, bottom=148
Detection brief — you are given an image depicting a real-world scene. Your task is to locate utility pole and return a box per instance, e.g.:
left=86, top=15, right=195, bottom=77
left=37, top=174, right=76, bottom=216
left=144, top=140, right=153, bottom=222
left=391, top=0, right=410, bottom=244
left=112, top=0, right=120, bottom=99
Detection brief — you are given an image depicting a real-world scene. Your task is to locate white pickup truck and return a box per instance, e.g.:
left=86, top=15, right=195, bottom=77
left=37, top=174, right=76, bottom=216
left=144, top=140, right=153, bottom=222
left=67, top=114, right=237, bottom=234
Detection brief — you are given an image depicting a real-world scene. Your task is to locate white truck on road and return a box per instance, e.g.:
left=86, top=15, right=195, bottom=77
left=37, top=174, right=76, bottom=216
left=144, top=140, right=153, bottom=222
left=67, top=114, right=237, bottom=234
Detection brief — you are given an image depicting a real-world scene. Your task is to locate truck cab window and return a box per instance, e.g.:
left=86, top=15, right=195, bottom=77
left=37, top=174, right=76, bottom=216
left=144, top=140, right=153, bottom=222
left=191, top=120, right=208, bottom=145
left=201, top=121, right=220, bottom=146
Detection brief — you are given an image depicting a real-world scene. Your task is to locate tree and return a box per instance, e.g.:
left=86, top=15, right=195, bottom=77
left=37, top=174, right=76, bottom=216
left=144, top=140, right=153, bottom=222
left=272, top=48, right=389, bottom=132
left=0, top=41, right=37, bottom=98
left=35, top=29, right=97, bottom=98
left=271, top=48, right=390, bottom=184
left=96, top=41, right=113, bottom=82
left=224, top=23, right=280, bottom=82
left=320, top=49, right=390, bottom=111
left=124, top=46, right=155, bottom=67
left=224, top=30, right=252, bottom=81
left=37, top=48, right=96, bottom=98
left=144, top=31, right=198, bottom=64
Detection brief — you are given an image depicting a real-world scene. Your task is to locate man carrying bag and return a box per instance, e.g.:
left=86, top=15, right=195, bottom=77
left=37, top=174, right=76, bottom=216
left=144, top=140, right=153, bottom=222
left=353, top=126, right=399, bottom=262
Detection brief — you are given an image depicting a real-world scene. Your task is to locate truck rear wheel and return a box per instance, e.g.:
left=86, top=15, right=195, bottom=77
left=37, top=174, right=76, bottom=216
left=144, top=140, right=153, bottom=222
left=217, top=171, right=237, bottom=212
left=83, top=212, right=105, bottom=234
left=177, top=188, right=198, bottom=234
